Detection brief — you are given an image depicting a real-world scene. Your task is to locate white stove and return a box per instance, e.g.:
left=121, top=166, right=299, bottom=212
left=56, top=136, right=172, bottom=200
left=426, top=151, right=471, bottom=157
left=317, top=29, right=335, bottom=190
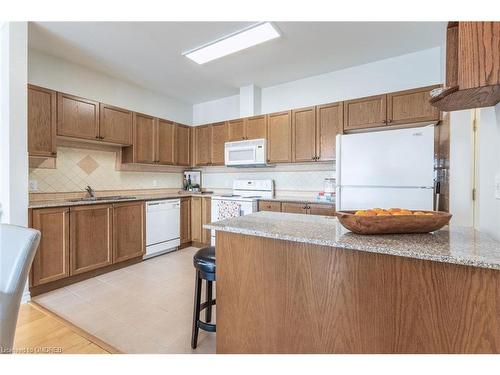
left=210, top=179, right=274, bottom=245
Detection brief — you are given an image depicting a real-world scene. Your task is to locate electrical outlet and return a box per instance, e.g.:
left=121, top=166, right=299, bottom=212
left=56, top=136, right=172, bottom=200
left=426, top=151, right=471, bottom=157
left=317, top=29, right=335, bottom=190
left=29, top=180, right=38, bottom=191
left=495, top=175, right=500, bottom=200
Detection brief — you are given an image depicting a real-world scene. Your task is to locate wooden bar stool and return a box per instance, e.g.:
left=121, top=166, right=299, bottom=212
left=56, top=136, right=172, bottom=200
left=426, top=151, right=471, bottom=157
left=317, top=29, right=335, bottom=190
left=191, top=246, right=216, bottom=349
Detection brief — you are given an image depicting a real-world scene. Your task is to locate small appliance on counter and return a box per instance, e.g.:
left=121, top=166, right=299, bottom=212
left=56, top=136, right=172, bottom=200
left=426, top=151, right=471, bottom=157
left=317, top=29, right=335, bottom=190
left=183, top=170, right=202, bottom=192
left=315, top=178, right=336, bottom=202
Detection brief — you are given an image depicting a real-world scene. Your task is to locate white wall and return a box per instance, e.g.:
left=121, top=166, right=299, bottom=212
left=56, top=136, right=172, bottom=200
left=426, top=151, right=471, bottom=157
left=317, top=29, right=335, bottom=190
left=0, top=22, right=29, bottom=226
left=28, top=49, right=193, bottom=125
left=192, top=94, right=239, bottom=125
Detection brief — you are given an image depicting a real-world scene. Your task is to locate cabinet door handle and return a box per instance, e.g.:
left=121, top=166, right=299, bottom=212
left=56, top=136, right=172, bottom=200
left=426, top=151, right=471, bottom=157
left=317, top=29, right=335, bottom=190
left=387, top=119, right=392, bottom=124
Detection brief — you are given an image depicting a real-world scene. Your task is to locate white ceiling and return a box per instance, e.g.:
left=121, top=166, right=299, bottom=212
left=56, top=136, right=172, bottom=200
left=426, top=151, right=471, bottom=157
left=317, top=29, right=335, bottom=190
left=28, top=22, right=446, bottom=104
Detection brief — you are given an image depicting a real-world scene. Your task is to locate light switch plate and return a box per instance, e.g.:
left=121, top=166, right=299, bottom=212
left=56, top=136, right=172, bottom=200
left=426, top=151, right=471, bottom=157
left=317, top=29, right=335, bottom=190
left=495, top=175, right=500, bottom=200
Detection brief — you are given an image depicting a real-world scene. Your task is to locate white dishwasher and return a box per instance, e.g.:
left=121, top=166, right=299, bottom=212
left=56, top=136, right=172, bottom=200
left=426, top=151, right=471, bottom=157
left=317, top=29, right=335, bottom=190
left=145, top=199, right=180, bottom=259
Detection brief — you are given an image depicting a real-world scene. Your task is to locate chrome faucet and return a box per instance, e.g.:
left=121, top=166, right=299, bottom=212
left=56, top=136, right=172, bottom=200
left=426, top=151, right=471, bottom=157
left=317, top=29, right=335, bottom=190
left=85, top=185, right=96, bottom=199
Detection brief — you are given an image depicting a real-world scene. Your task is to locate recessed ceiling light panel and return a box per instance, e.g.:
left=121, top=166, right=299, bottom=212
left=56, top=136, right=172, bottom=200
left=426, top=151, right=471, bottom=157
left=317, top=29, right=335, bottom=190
left=183, top=22, right=280, bottom=65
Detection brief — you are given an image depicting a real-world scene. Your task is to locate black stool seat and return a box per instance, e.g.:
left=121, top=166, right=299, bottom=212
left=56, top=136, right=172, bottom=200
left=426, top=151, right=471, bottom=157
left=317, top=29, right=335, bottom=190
left=193, top=246, right=216, bottom=274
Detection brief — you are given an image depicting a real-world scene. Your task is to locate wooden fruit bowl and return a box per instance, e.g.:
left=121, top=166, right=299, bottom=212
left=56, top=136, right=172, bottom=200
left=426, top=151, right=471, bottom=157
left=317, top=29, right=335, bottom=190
left=335, top=210, right=452, bottom=235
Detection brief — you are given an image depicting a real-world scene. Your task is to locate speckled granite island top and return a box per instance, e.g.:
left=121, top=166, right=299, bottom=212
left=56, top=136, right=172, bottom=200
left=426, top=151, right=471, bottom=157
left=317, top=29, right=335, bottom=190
left=205, top=211, right=500, bottom=271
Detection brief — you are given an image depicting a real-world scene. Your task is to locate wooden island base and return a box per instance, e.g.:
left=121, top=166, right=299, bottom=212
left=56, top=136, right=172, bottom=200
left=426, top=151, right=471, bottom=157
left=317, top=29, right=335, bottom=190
left=216, top=232, right=500, bottom=353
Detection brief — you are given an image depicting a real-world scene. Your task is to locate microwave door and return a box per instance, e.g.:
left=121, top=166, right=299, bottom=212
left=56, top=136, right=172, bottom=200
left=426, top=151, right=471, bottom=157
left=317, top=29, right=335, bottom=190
left=226, top=146, right=257, bottom=165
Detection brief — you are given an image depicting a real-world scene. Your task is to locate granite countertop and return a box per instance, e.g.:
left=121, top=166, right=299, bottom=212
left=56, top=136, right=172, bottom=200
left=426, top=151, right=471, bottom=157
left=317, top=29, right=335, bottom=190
left=29, top=192, right=214, bottom=208
left=205, top=211, right=500, bottom=271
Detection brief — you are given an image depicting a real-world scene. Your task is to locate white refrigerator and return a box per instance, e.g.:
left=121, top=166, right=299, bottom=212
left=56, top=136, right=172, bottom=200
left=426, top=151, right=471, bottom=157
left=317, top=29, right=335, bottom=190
left=335, top=125, right=435, bottom=211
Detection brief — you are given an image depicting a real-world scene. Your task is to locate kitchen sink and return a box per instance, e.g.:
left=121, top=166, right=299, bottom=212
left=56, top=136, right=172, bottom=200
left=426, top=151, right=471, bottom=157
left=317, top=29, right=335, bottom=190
left=68, top=196, right=136, bottom=202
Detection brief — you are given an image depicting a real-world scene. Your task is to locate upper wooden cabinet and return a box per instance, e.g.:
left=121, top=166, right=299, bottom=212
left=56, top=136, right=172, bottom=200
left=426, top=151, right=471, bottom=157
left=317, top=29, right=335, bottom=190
left=57, top=92, right=100, bottom=140
left=228, top=119, right=246, bottom=141
left=112, top=201, right=145, bottom=263
left=99, top=103, right=133, bottom=145
left=195, top=125, right=212, bottom=166
left=267, top=111, right=292, bottom=163
left=211, top=122, right=228, bottom=165
left=344, top=94, right=387, bottom=131
left=31, top=207, right=70, bottom=286
left=431, top=22, right=500, bottom=111
left=292, top=107, right=317, bottom=163
left=28, top=85, right=57, bottom=157
left=133, top=113, right=157, bottom=164
left=388, top=86, right=441, bottom=126
left=316, top=102, right=343, bottom=161
left=175, top=124, right=191, bottom=166
left=157, top=119, right=175, bottom=165
left=70, top=204, right=113, bottom=275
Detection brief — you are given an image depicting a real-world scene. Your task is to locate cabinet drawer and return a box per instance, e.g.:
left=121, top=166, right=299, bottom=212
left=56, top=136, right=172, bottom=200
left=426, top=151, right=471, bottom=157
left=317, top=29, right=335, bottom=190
left=308, top=203, right=336, bottom=216
left=281, top=202, right=308, bottom=214
left=258, top=200, right=282, bottom=212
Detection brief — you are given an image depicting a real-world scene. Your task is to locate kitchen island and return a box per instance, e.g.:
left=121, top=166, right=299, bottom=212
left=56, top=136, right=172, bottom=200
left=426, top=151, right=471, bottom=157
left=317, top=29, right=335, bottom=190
left=205, top=211, right=500, bottom=354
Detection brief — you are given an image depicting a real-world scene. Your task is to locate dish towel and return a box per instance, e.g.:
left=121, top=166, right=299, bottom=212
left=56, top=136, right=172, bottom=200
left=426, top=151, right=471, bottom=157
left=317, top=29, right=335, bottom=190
left=217, top=201, right=241, bottom=221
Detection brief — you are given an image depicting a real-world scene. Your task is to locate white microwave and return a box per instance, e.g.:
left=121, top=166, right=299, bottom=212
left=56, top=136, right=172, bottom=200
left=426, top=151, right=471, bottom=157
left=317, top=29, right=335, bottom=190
left=224, top=138, right=268, bottom=167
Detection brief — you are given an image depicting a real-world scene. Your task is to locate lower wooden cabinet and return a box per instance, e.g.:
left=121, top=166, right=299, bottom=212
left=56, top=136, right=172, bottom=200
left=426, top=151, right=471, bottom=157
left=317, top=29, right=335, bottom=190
left=70, top=204, right=113, bottom=275
left=180, top=197, right=191, bottom=244
left=261, top=201, right=335, bottom=216
left=190, top=196, right=212, bottom=245
left=307, top=203, right=336, bottom=216
left=31, top=207, right=70, bottom=286
left=258, top=200, right=282, bottom=212
left=113, top=201, right=145, bottom=262
left=201, top=197, right=212, bottom=245
left=282, top=202, right=309, bottom=214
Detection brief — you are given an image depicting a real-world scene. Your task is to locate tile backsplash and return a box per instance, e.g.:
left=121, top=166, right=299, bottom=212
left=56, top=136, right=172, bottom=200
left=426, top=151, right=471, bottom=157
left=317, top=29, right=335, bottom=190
left=29, top=147, right=182, bottom=193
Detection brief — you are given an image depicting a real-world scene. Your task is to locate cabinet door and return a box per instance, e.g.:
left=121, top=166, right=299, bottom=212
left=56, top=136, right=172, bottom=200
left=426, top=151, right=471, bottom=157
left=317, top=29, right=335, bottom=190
left=57, top=92, right=99, bottom=140
left=245, top=115, right=267, bottom=140
left=28, top=85, right=57, bottom=157
left=191, top=197, right=202, bottom=243
left=113, top=201, right=145, bottom=263
left=201, top=197, right=212, bottom=245
left=258, top=200, right=281, bottom=212
left=211, top=122, right=228, bottom=165
left=343, top=94, right=387, bottom=131
left=134, top=113, right=157, bottom=164
left=316, top=102, right=343, bottom=161
left=228, top=119, right=246, bottom=141
left=70, top=204, right=113, bottom=275
left=99, top=103, right=133, bottom=145
left=180, top=197, right=191, bottom=244
left=267, top=111, right=292, bottom=163
left=195, top=125, right=212, bottom=166
left=387, top=86, right=441, bottom=126
left=281, top=202, right=308, bottom=214
left=307, top=203, right=336, bottom=217
left=175, top=124, right=191, bottom=166
left=157, top=119, right=175, bottom=165
left=292, top=107, right=317, bottom=162
left=31, top=207, right=70, bottom=286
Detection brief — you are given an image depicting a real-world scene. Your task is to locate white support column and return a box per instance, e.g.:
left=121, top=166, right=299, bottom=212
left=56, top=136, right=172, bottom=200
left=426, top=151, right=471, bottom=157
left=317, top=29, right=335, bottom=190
left=239, top=84, right=262, bottom=117
left=0, top=21, right=29, bottom=301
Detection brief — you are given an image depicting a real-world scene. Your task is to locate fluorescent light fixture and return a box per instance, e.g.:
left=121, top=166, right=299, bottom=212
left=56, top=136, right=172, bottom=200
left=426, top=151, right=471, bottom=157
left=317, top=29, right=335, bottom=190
left=183, top=22, right=280, bottom=64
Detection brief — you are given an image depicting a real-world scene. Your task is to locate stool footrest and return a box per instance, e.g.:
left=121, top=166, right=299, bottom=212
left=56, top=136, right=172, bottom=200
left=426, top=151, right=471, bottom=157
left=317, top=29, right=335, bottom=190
left=197, top=321, right=216, bottom=332
left=200, top=299, right=216, bottom=311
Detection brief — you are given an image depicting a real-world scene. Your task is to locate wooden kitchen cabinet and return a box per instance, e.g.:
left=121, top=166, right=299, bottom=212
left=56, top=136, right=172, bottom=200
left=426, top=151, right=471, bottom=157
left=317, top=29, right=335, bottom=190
left=57, top=92, right=100, bottom=140
left=191, top=196, right=202, bottom=243
left=316, top=102, right=343, bottom=161
left=31, top=207, right=70, bottom=286
left=267, top=111, right=292, bottom=163
left=99, top=103, right=133, bottom=145
left=175, top=124, right=191, bottom=166
left=211, top=121, right=228, bottom=165
left=201, top=197, right=212, bottom=245
left=132, top=113, right=157, bottom=164
left=70, top=204, right=113, bottom=275
left=157, top=119, right=176, bottom=165
left=28, top=85, right=57, bottom=157
left=258, top=200, right=281, bottom=212
left=245, top=115, right=267, bottom=140
left=281, top=202, right=309, bottom=214
left=112, top=201, right=145, bottom=263
left=292, top=106, right=317, bottom=162
left=307, top=203, right=336, bottom=216
left=180, top=197, right=191, bottom=244
left=228, top=119, right=246, bottom=141
left=387, top=85, right=440, bottom=126
left=343, top=94, right=387, bottom=131
left=195, top=125, right=212, bottom=166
